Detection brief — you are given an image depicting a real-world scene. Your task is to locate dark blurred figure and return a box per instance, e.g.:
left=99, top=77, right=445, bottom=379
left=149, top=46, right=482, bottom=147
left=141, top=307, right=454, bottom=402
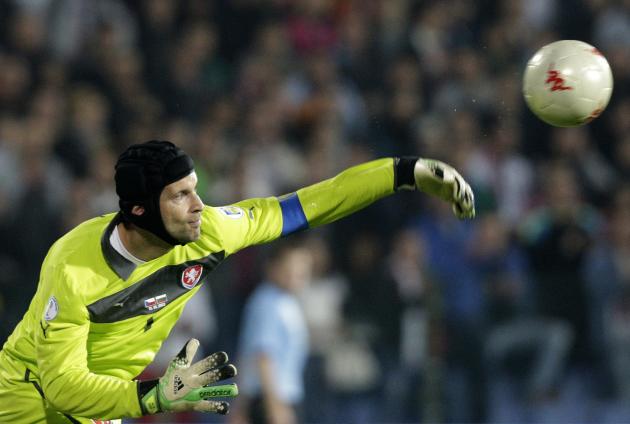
left=413, top=199, right=486, bottom=423
left=585, top=185, right=630, bottom=407
left=383, top=228, right=444, bottom=423
left=477, top=213, right=573, bottom=422
left=521, top=162, right=599, bottom=365
left=0, top=114, right=67, bottom=334
left=518, top=161, right=603, bottom=422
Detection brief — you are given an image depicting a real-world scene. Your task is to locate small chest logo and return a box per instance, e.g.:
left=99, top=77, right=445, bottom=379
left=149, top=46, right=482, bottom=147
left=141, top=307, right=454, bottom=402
left=44, top=296, right=59, bottom=321
left=144, top=294, right=167, bottom=311
left=218, top=206, right=244, bottom=219
left=181, top=265, right=203, bottom=289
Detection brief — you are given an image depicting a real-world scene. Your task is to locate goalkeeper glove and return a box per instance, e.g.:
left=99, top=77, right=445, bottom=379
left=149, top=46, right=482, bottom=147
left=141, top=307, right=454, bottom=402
left=397, top=157, right=476, bottom=219
left=138, top=339, right=238, bottom=415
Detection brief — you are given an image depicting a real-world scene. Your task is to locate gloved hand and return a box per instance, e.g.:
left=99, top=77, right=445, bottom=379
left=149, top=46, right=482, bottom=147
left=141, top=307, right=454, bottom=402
left=139, top=339, right=238, bottom=415
left=413, top=158, right=476, bottom=219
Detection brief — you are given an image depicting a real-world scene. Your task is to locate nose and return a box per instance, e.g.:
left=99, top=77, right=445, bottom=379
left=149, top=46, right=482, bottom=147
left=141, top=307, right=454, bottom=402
left=191, top=192, right=204, bottom=213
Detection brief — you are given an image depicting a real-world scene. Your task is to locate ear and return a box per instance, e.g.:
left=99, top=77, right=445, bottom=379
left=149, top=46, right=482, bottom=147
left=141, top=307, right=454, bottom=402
left=131, top=205, right=145, bottom=216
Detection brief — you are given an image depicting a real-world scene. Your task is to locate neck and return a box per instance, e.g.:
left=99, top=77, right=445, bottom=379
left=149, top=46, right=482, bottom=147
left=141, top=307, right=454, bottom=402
left=117, top=222, right=173, bottom=262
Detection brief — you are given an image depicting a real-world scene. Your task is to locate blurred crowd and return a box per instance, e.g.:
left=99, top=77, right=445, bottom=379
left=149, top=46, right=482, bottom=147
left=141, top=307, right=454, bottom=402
left=0, top=0, right=629, bottom=423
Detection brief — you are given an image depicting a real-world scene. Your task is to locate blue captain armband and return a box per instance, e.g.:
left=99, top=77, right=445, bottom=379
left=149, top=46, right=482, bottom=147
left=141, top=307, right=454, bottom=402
left=278, top=193, right=309, bottom=236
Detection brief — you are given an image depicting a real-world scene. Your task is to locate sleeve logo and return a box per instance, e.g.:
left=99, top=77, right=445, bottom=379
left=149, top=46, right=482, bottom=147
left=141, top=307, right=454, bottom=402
left=44, top=296, right=59, bottom=321
left=218, top=206, right=244, bottom=219
left=181, top=265, right=203, bottom=289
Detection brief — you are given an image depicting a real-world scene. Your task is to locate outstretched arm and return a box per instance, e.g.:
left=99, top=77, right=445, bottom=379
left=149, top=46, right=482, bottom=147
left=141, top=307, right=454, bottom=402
left=295, top=156, right=475, bottom=227
left=202, top=157, right=475, bottom=256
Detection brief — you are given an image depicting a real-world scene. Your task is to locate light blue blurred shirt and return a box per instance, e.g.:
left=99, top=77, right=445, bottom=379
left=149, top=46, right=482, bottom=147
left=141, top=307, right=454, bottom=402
left=237, top=282, right=309, bottom=404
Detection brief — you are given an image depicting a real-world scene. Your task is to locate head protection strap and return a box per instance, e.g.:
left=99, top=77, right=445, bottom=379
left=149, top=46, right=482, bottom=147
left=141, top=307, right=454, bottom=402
left=115, top=140, right=194, bottom=245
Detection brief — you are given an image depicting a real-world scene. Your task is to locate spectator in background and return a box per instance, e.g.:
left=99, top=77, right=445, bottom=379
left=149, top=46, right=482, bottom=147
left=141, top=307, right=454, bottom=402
left=414, top=197, right=485, bottom=423
left=465, top=119, right=534, bottom=224
left=477, top=213, right=573, bottom=422
left=297, top=234, right=348, bottom=423
left=518, top=161, right=602, bottom=422
left=342, top=231, right=402, bottom=357
left=585, top=186, right=630, bottom=406
left=385, top=228, right=442, bottom=423
left=613, top=135, right=630, bottom=180
left=323, top=230, right=402, bottom=424
left=232, top=240, right=313, bottom=424
left=521, top=161, right=600, bottom=366
left=550, top=126, right=617, bottom=207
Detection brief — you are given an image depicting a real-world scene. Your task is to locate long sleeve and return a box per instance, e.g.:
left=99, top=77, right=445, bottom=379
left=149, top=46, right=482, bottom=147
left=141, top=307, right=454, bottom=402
left=295, top=157, right=395, bottom=227
left=204, top=158, right=396, bottom=256
left=35, top=265, right=143, bottom=419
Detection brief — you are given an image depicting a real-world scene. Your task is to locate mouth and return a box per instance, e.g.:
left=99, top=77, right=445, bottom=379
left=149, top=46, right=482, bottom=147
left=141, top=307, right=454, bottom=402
left=189, top=219, right=201, bottom=229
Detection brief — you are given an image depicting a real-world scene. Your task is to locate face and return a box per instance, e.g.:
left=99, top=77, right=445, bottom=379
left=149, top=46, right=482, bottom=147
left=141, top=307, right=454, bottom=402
left=159, top=171, right=204, bottom=243
left=271, top=248, right=313, bottom=293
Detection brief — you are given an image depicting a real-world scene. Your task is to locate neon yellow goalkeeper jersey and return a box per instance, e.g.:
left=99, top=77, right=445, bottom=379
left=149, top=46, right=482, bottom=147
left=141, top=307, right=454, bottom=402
left=0, top=158, right=395, bottom=420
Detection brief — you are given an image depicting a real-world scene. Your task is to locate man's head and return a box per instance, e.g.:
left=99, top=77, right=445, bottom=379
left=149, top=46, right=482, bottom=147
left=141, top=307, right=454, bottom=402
left=265, top=239, right=313, bottom=293
left=115, top=140, right=203, bottom=245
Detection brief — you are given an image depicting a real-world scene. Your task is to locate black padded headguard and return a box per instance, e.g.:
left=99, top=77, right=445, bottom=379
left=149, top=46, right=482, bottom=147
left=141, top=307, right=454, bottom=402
left=115, top=140, right=195, bottom=246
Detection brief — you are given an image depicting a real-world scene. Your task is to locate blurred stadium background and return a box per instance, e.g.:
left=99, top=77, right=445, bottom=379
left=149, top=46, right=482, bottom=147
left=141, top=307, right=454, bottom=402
left=0, top=0, right=629, bottom=423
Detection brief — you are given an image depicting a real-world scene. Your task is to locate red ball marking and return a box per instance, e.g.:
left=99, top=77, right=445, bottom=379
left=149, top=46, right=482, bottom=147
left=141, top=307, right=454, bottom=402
left=546, top=69, right=573, bottom=91
left=585, top=107, right=604, bottom=123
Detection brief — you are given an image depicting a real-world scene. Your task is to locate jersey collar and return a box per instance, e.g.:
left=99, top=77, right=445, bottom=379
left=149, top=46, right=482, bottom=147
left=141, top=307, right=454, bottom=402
left=101, top=213, right=137, bottom=280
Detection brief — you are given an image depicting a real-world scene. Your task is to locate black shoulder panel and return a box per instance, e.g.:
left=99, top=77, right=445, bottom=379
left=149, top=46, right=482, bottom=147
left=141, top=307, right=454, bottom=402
left=87, top=252, right=225, bottom=323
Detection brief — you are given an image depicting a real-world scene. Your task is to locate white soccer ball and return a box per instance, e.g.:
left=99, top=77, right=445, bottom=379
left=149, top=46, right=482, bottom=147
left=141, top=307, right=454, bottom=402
left=523, top=40, right=613, bottom=127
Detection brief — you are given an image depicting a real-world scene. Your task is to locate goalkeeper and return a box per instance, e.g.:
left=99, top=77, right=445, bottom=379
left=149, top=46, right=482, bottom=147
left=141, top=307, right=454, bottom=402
left=0, top=140, right=474, bottom=423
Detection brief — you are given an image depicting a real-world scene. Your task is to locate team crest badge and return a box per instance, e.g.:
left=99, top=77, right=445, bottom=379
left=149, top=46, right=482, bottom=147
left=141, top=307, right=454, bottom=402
left=44, top=296, right=59, bottom=321
left=181, top=265, right=203, bottom=289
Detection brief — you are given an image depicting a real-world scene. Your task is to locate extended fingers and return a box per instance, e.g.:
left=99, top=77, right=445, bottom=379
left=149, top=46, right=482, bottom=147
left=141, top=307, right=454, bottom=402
left=196, top=364, right=238, bottom=386
left=172, top=339, right=200, bottom=368
left=451, top=175, right=475, bottom=219
left=454, top=194, right=475, bottom=219
left=190, top=351, right=228, bottom=375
